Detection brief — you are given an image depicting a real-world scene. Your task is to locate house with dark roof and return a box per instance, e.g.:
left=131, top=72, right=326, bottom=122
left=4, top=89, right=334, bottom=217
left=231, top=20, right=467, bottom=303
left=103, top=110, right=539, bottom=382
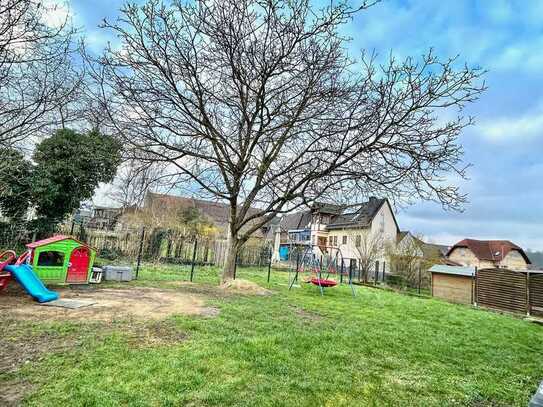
left=142, top=192, right=273, bottom=239
left=446, top=239, right=531, bottom=271
left=274, top=197, right=400, bottom=271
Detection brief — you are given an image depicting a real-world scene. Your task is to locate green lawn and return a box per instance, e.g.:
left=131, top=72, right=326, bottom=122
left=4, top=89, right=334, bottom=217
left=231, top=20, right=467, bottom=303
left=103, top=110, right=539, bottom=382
left=2, top=264, right=542, bottom=406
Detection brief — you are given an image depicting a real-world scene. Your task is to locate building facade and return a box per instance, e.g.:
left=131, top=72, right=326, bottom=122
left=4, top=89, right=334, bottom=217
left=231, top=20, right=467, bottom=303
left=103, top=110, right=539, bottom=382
left=275, top=197, right=400, bottom=272
left=446, top=239, right=531, bottom=271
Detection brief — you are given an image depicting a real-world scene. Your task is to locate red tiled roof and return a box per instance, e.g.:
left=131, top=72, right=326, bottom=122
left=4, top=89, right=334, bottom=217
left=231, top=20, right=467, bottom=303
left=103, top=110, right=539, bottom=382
left=447, top=239, right=531, bottom=264
left=26, top=235, right=91, bottom=249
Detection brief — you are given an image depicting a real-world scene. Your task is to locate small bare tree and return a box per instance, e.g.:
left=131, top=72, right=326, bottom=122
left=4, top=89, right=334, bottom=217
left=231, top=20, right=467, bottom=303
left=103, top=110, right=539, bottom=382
left=354, top=232, right=383, bottom=283
left=386, top=233, right=440, bottom=287
left=90, top=0, right=486, bottom=281
left=0, top=0, right=82, bottom=148
left=108, top=160, right=171, bottom=208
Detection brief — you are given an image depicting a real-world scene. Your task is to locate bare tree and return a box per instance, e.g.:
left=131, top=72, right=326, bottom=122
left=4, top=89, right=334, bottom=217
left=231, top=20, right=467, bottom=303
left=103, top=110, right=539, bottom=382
left=0, top=0, right=82, bottom=147
left=385, top=233, right=440, bottom=287
left=353, top=232, right=383, bottom=283
left=90, top=0, right=486, bottom=281
left=108, top=160, right=171, bottom=208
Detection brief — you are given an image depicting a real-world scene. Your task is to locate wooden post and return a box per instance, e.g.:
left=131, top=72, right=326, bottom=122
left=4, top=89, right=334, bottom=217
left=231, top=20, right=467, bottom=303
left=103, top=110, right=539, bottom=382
left=190, top=238, right=198, bottom=282
left=204, top=241, right=209, bottom=263
left=526, top=271, right=531, bottom=316
left=135, top=227, right=145, bottom=280
left=474, top=267, right=478, bottom=307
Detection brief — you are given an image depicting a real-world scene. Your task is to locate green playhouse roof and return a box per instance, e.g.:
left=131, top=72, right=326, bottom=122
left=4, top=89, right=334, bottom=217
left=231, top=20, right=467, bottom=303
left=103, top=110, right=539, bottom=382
left=26, top=235, right=92, bottom=250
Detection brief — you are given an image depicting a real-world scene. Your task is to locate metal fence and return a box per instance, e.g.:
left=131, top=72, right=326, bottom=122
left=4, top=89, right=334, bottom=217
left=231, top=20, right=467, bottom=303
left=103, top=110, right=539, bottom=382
left=0, top=221, right=273, bottom=274
left=282, top=245, right=431, bottom=294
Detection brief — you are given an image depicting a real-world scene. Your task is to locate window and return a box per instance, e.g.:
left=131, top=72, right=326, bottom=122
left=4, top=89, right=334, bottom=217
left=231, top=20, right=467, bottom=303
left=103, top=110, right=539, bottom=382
left=355, top=235, right=361, bottom=247
left=333, top=236, right=338, bottom=246
left=342, top=235, right=347, bottom=245
left=37, top=251, right=65, bottom=267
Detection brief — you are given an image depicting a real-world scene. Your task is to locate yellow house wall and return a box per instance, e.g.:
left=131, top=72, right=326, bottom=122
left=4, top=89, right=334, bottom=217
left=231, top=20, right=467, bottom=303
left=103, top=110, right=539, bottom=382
left=501, top=250, right=528, bottom=270
left=448, top=247, right=479, bottom=267
left=448, top=247, right=528, bottom=270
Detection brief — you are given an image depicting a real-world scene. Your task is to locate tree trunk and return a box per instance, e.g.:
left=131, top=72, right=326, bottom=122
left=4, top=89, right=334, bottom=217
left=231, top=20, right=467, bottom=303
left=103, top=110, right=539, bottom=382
left=221, top=233, right=239, bottom=282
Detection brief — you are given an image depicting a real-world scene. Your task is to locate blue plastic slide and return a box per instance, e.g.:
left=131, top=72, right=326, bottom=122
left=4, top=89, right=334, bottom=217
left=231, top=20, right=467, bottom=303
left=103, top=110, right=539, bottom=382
left=4, top=264, right=59, bottom=303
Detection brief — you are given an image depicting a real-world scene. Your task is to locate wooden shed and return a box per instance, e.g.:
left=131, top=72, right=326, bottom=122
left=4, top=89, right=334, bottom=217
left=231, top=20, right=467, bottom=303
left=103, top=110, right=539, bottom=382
left=430, top=265, right=475, bottom=305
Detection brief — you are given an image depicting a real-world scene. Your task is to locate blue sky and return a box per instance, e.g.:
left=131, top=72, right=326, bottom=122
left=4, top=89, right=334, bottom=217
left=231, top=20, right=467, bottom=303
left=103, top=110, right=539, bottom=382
left=61, top=0, right=543, bottom=250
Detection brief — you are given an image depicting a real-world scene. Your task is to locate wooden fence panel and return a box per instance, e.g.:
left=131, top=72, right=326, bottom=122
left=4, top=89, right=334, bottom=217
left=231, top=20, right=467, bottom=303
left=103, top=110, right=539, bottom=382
left=476, top=268, right=527, bottom=314
left=529, top=273, right=543, bottom=317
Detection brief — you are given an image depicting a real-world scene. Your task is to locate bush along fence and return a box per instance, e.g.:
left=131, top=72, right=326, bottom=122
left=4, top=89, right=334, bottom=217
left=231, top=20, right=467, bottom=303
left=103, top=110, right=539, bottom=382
left=55, top=224, right=273, bottom=280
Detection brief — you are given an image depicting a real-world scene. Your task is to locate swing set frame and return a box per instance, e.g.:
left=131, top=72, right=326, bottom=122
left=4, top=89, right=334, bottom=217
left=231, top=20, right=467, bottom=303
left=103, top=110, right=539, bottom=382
left=288, top=244, right=356, bottom=296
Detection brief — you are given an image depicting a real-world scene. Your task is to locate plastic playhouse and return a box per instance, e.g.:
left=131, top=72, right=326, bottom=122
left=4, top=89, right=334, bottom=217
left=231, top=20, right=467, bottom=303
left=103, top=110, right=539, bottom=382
left=0, top=235, right=97, bottom=303
left=24, top=235, right=96, bottom=285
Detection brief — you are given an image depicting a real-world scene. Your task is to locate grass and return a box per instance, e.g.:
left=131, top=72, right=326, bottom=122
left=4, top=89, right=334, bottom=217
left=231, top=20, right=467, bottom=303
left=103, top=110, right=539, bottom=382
left=2, top=263, right=543, bottom=406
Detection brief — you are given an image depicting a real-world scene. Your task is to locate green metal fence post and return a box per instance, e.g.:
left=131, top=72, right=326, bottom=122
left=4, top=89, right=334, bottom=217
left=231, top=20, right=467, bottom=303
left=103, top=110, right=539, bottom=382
left=190, top=238, right=198, bottom=282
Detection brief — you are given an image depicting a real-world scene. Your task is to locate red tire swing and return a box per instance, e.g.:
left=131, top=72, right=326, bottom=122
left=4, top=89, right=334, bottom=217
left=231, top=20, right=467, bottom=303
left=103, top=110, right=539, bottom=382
left=310, top=277, right=338, bottom=288
left=309, top=254, right=339, bottom=295
left=289, top=248, right=354, bottom=296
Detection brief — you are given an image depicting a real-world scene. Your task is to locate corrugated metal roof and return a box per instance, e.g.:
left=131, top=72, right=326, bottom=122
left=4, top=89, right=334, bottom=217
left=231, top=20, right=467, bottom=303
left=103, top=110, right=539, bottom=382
left=429, top=265, right=475, bottom=277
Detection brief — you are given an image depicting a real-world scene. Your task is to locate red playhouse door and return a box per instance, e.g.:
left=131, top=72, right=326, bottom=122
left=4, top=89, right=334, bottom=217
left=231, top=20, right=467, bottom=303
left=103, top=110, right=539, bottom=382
left=66, top=247, right=90, bottom=283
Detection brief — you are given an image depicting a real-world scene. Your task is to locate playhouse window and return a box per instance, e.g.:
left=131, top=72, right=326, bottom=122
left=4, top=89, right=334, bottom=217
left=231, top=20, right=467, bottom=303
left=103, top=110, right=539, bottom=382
left=37, top=251, right=65, bottom=267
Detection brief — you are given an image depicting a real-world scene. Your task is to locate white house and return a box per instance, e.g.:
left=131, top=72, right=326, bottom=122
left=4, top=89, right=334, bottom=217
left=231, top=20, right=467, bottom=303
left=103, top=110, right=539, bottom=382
left=274, top=197, right=400, bottom=273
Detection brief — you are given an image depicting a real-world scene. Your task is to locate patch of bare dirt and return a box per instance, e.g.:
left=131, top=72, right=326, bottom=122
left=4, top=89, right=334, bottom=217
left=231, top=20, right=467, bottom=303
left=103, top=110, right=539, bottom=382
left=125, top=320, right=189, bottom=347
left=0, top=285, right=219, bottom=322
left=0, top=323, right=83, bottom=373
left=0, top=380, right=35, bottom=406
left=290, top=305, right=322, bottom=323
left=220, top=279, right=272, bottom=296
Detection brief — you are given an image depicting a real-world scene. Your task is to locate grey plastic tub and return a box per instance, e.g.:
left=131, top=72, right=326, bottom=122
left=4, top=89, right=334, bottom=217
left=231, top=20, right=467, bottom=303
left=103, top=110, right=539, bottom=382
left=103, top=265, right=134, bottom=282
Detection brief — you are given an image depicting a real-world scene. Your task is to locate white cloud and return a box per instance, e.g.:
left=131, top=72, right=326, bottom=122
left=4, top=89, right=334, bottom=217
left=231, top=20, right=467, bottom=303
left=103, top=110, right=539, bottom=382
left=41, top=1, right=72, bottom=28
left=491, top=38, right=543, bottom=73
left=478, top=107, right=543, bottom=141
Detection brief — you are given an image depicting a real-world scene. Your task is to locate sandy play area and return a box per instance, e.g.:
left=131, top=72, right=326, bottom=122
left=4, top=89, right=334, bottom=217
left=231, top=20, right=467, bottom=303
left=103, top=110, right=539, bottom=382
left=0, top=285, right=220, bottom=322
